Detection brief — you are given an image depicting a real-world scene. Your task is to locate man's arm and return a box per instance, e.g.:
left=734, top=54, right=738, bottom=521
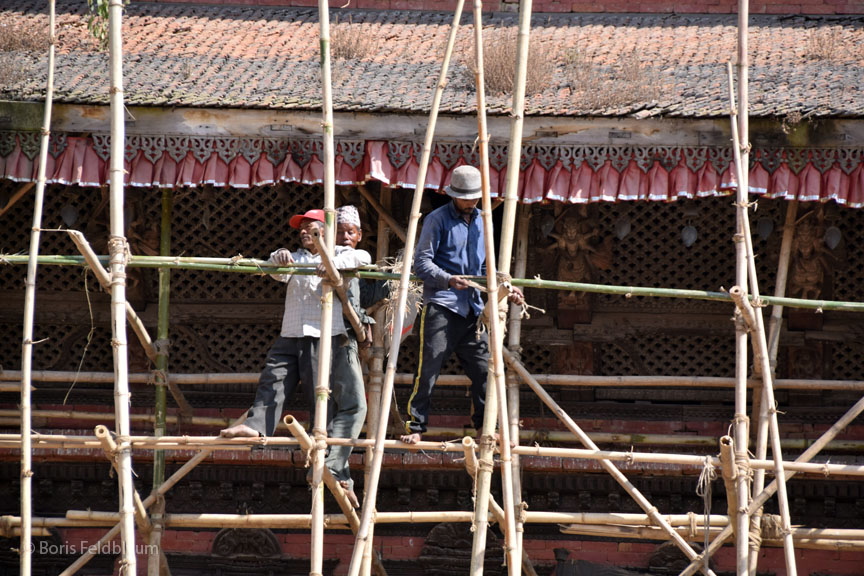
left=331, top=246, right=372, bottom=269
left=268, top=248, right=295, bottom=283
left=414, top=215, right=451, bottom=290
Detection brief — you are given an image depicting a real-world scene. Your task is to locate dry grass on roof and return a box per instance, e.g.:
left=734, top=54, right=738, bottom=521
left=0, top=0, right=862, bottom=117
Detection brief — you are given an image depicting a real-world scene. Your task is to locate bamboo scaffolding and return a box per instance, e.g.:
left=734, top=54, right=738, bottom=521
left=504, top=349, right=718, bottom=576
left=727, top=64, right=797, bottom=576
left=362, top=184, right=392, bottom=576
left=733, top=5, right=753, bottom=573
left=149, top=188, right=172, bottom=576
left=728, top=57, right=751, bottom=576
left=749, top=199, right=797, bottom=574
left=679, top=392, right=864, bottom=576
left=499, top=0, right=534, bottom=565
left=309, top=227, right=366, bottom=342
left=283, top=417, right=387, bottom=576
left=17, top=510, right=864, bottom=543
left=66, top=229, right=157, bottom=363
left=718, top=436, right=738, bottom=537
left=470, top=1, right=519, bottom=573
left=559, top=524, right=864, bottom=551
left=463, top=438, right=539, bottom=576
left=57, top=413, right=248, bottom=575
left=95, top=424, right=171, bottom=575
left=7, top=254, right=864, bottom=312
left=346, top=2, right=465, bottom=574
left=7, top=368, right=864, bottom=392
left=312, top=0, right=338, bottom=572
left=18, top=2, right=56, bottom=571
left=65, top=229, right=193, bottom=419
left=106, top=0, right=138, bottom=569
left=7, top=426, right=864, bottom=464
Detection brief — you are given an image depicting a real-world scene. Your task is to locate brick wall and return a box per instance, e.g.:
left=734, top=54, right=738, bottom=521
left=148, top=0, right=864, bottom=15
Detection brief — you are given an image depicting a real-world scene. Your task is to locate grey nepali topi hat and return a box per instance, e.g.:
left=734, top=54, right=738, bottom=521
left=445, top=165, right=483, bottom=200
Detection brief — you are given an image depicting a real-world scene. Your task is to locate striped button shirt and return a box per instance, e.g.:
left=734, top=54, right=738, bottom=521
left=271, top=246, right=372, bottom=338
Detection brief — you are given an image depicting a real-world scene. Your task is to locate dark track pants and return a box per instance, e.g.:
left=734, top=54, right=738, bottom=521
left=406, top=302, right=489, bottom=435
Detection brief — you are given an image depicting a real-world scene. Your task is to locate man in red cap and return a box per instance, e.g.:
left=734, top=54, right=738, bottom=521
left=220, top=208, right=371, bottom=506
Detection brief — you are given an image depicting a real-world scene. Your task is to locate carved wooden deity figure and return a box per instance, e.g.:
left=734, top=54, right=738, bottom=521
left=789, top=211, right=831, bottom=301
left=544, top=207, right=614, bottom=310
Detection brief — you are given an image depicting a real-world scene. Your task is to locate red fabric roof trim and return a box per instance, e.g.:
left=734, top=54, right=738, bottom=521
left=2, top=135, right=864, bottom=207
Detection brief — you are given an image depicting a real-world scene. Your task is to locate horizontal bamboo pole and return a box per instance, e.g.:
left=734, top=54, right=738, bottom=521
left=5, top=419, right=864, bottom=455
left=5, top=255, right=863, bottom=312
left=3, top=433, right=864, bottom=476
left=559, top=523, right=864, bottom=550
left=5, top=369, right=864, bottom=392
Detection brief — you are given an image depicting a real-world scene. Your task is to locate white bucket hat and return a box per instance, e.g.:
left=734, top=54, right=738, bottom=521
left=445, top=165, right=483, bottom=200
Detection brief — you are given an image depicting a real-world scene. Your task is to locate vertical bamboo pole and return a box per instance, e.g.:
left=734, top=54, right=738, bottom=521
left=506, top=205, right=530, bottom=559
left=360, top=186, right=392, bottom=576
left=106, top=0, right=137, bottom=571
left=346, top=3, right=465, bottom=575
left=729, top=62, right=751, bottom=576
left=469, top=2, right=518, bottom=575
left=747, top=199, right=797, bottom=574
left=499, top=0, right=533, bottom=566
left=19, top=2, right=56, bottom=572
left=312, top=1, right=337, bottom=574
left=148, top=189, right=172, bottom=576
left=727, top=62, right=796, bottom=576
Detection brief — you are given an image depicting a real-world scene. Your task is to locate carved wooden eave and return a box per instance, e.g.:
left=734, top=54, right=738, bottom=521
left=3, top=101, right=864, bottom=206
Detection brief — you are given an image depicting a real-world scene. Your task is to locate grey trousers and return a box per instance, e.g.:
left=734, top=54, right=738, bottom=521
left=244, top=335, right=366, bottom=486
left=327, top=337, right=367, bottom=487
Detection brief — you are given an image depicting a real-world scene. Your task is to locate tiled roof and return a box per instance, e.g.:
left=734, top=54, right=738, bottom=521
left=1, top=0, right=863, bottom=118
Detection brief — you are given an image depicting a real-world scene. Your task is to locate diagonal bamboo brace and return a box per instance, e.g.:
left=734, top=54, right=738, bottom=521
left=59, top=413, right=251, bottom=576
left=66, top=230, right=193, bottom=419
left=503, top=348, right=717, bottom=576
left=283, top=416, right=388, bottom=576
left=309, top=228, right=366, bottom=342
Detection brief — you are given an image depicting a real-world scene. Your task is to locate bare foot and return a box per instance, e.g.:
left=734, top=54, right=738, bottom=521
left=219, top=424, right=260, bottom=438
left=339, top=481, right=361, bottom=508
left=399, top=432, right=422, bottom=444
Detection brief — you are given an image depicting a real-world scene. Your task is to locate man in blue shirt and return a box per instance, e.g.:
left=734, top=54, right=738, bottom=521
left=401, top=165, right=522, bottom=444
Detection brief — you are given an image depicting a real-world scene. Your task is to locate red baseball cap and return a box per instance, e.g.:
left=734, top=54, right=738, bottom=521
left=289, top=209, right=326, bottom=229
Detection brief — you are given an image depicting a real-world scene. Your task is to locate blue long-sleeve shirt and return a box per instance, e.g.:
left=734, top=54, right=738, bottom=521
left=414, top=201, right=486, bottom=318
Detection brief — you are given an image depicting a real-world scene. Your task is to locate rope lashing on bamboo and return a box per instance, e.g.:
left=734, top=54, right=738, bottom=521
left=696, top=456, right=717, bottom=572
left=688, top=511, right=699, bottom=538
left=149, top=370, right=168, bottom=388
left=153, top=338, right=171, bottom=358
left=761, top=514, right=784, bottom=540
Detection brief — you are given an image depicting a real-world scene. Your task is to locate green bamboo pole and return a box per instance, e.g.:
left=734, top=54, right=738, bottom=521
left=19, top=1, right=56, bottom=571
left=8, top=255, right=864, bottom=312
left=149, top=188, right=172, bottom=576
